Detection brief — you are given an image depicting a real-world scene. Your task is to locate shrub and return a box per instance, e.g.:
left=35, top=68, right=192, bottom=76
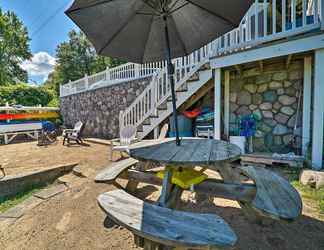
left=0, top=83, right=56, bottom=107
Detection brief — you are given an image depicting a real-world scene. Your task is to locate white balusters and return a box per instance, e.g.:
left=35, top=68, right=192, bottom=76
left=84, top=74, right=89, bottom=90
left=292, top=0, right=296, bottom=29
left=255, top=0, right=259, bottom=39
left=315, top=0, right=319, bottom=23
left=282, top=0, right=286, bottom=31
left=321, top=0, right=324, bottom=29
left=264, top=0, right=268, bottom=37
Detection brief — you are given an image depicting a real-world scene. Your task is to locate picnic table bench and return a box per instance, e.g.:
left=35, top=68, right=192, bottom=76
left=0, top=121, right=42, bottom=144
left=241, top=153, right=304, bottom=168
left=239, top=165, right=302, bottom=220
left=98, top=189, right=237, bottom=249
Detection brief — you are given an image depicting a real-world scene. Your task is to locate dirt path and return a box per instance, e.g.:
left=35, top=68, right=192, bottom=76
left=0, top=139, right=108, bottom=176
left=1, top=141, right=324, bottom=250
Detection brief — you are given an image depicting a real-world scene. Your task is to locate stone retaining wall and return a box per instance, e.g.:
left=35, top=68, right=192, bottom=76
left=229, top=59, right=305, bottom=153
left=60, top=77, right=151, bottom=138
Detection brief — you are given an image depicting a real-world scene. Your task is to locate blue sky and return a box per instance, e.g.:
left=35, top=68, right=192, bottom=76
left=1, top=0, right=78, bottom=84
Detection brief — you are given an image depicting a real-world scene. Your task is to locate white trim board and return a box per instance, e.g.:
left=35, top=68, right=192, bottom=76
left=302, top=56, right=312, bottom=157
left=210, top=33, right=324, bottom=69
left=312, top=49, right=324, bottom=170
left=214, top=69, right=221, bottom=140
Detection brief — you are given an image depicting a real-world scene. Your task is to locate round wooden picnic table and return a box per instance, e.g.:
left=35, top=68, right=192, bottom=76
left=129, top=138, right=241, bottom=168
left=129, top=138, right=242, bottom=208
left=128, top=137, right=302, bottom=221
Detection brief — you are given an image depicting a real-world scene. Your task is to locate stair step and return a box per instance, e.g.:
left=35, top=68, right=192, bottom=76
left=176, top=86, right=188, bottom=92
left=167, top=97, right=177, bottom=102
left=187, top=72, right=199, bottom=82
left=142, top=118, right=151, bottom=126
left=137, top=125, right=143, bottom=132
left=157, top=103, right=167, bottom=110
left=198, top=63, right=211, bottom=71
left=176, top=83, right=188, bottom=92
left=150, top=114, right=159, bottom=118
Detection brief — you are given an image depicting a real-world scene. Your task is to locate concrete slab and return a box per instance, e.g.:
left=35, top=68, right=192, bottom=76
left=0, top=162, right=78, bottom=200
left=33, top=184, right=67, bottom=200
left=73, top=165, right=95, bottom=178
left=0, top=196, right=43, bottom=219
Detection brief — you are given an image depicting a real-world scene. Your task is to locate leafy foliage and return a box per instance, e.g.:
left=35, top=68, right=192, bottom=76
left=0, top=84, right=54, bottom=106
left=0, top=8, right=32, bottom=85
left=44, top=30, right=125, bottom=96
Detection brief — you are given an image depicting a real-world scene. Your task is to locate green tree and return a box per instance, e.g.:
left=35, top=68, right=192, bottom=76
left=44, top=30, right=125, bottom=96
left=0, top=84, right=54, bottom=106
left=0, top=8, right=31, bottom=85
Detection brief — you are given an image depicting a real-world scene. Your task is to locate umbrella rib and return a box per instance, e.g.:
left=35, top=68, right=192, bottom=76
left=168, top=0, right=183, bottom=13
left=185, top=0, right=237, bottom=28
left=141, top=0, right=162, bottom=14
left=141, top=15, right=155, bottom=62
left=169, top=2, right=190, bottom=15
left=136, top=12, right=159, bottom=16
left=169, top=16, right=188, bottom=55
left=66, top=0, right=114, bottom=14
left=98, top=11, right=139, bottom=55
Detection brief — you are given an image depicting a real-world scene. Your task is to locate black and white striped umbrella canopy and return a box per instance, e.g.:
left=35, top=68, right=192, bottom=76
left=65, top=0, right=253, bottom=64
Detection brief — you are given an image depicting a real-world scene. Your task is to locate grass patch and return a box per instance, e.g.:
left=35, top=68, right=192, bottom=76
left=0, top=185, right=43, bottom=213
left=282, top=167, right=324, bottom=215
left=291, top=180, right=324, bottom=214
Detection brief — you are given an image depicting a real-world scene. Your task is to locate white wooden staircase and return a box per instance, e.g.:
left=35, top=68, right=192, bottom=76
left=119, top=47, right=213, bottom=139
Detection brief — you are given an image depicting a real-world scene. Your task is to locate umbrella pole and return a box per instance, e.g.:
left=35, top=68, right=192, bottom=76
left=163, top=16, right=180, bottom=146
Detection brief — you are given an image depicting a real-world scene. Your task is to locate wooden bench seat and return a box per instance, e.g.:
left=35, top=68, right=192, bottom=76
left=98, top=189, right=237, bottom=249
left=95, top=158, right=139, bottom=183
left=241, top=153, right=304, bottom=168
left=239, top=165, right=302, bottom=220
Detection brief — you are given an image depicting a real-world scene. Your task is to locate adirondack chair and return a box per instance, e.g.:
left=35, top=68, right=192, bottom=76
left=110, top=125, right=138, bottom=161
left=62, top=121, right=85, bottom=145
left=110, top=124, right=169, bottom=161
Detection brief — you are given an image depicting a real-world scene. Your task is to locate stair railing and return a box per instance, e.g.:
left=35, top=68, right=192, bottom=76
left=119, top=44, right=212, bottom=134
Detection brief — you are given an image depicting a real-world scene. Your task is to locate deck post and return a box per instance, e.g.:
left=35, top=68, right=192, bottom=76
left=224, top=71, right=230, bottom=139
left=321, top=0, right=324, bottom=30
left=153, top=126, right=159, bottom=139
left=214, top=68, right=222, bottom=140
left=312, top=49, right=324, bottom=169
left=302, top=56, right=312, bottom=157
left=84, top=74, right=89, bottom=90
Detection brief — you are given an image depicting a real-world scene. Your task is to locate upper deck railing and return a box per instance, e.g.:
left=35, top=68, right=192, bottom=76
left=60, top=0, right=323, bottom=98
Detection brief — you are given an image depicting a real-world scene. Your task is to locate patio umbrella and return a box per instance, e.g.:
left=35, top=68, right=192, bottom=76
left=66, top=0, right=253, bottom=145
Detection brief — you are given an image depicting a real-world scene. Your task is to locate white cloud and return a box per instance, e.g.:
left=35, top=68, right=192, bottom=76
left=20, top=52, right=56, bottom=81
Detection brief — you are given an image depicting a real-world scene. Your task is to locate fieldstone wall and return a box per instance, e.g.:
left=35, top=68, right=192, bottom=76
left=60, top=77, right=151, bottom=139
left=229, top=60, right=304, bottom=153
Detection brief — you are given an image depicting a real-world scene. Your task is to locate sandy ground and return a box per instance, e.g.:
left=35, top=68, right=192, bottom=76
left=1, top=140, right=324, bottom=250
left=0, top=139, right=108, bottom=176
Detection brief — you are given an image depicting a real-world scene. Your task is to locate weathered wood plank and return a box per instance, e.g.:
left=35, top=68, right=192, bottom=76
left=120, top=170, right=256, bottom=203
left=239, top=166, right=302, bottom=220
left=123, top=169, right=163, bottom=186
left=190, top=140, right=213, bottom=164
left=130, top=138, right=241, bottom=167
left=95, top=158, right=139, bottom=183
left=241, top=153, right=304, bottom=168
left=194, top=180, right=256, bottom=203
left=165, top=186, right=183, bottom=209
left=158, top=170, right=173, bottom=207
left=170, top=140, right=202, bottom=163
left=98, top=190, right=237, bottom=249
